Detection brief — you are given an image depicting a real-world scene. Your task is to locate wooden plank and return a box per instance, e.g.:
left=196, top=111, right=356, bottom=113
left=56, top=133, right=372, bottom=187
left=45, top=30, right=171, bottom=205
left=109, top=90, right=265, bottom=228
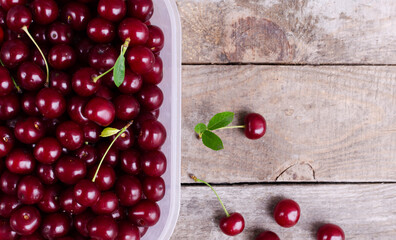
left=177, top=0, right=396, bottom=64
left=181, top=65, right=396, bottom=183
left=171, top=184, right=396, bottom=239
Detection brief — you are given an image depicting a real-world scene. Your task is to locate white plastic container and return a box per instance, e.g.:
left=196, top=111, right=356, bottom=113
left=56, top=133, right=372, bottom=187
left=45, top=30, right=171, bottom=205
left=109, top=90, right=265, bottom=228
left=141, top=1, right=181, bottom=239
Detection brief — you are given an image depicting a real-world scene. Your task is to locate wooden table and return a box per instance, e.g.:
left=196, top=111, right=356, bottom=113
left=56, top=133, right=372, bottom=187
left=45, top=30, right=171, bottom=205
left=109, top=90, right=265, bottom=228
left=171, top=1, right=396, bottom=239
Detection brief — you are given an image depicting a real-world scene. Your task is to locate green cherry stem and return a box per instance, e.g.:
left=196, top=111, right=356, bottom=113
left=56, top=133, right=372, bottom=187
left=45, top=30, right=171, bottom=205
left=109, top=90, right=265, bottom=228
left=189, top=174, right=230, bottom=217
left=215, top=125, right=245, bottom=130
left=22, top=26, right=49, bottom=86
left=91, top=120, right=133, bottom=182
left=0, top=59, right=22, bottom=93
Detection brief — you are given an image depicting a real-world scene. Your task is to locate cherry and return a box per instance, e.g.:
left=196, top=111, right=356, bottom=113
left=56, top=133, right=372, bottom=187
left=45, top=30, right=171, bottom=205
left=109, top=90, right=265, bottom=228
left=50, top=70, right=72, bottom=95
left=10, top=206, right=41, bottom=236
left=0, top=194, right=21, bottom=217
left=59, top=187, right=87, bottom=215
left=72, top=67, right=100, bottom=96
left=132, top=111, right=156, bottom=133
left=142, top=176, right=165, bottom=202
left=61, top=2, right=91, bottom=31
left=120, top=149, right=141, bottom=175
left=91, top=191, right=119, bottom=214
left=17, top=62, right=45, bottom=91
left=127, top=0, right=154, bottom=22
left=75, top=37, right=94, bottom=63
left=55, top=156, right=86, bottom=184
left=0, top=39, right=29, bottom=69
left=126, top=45, right=155, bottom=74
left=140, top=150, right=167, bottom=177
left=137, top=84, right=164, bottom=110
left=128, top=199, right=160, bottom=227
left=74, top=144, right=98, bottom=166
left=36, top=88, right=66, bottom=118
left=0, top=170, right=20, bottom=194
left=88, top=215, right=118, bottom=240
left=41, top=213, right=71, bottom=239
left=117, top=221, right=140, bottom=240
left=0, top=126, right=14, bottom=157
left=219, top=212, right=245, bottom=236
left=56, top=121, right=84, bottom=150
left=21, top=92, right=40, bottom=116
left=0, top=219, right=18, bottom=240
left=114, top=94, right=140, bottom=121
left=138, top=119, right=166, bottom=150
left=98, top=0, right=127, bottom=22
left=146, top=25, right=164, bottom=53
left=87, top=17, right=115, bottom=43
left=47, top=21, right=73, bottom=44
left=37, top=184, right=61, bottom=212
left=0, top=66, right=13, bottom=96
left=73, top=179, right=100, bottom=207
left=119, top=69, right=143, bottom=93
left=84, top=96, right=115, bottom=126
left=34, top=137, right=61, bottom=164
left=82, top=121, right=101, bottom=143
left=142, top=55, right=163, bottom=84
left=274, top=199, right=300, bottom=228
left=116, top=175, right=142, bottom=206
left=67, top=96, right=90, bottom=125
left=36, top=163, right=57, bottom=185
left=244, top=113, right=266, bottom=139
left=97, top=141, right=119, bottom=166
left=111, top=206, right=127, bottom=221
left=6, top=5, right=32, bottom=33
left=118, top=17, right=149, bottom=44
left=0, top=0, right=26, bottom=11
left=30, top=24, right=48, bottom=44
left=6, top=148, right=35, bottom=174
left=14, top=117, right=45, bottom=144
left=110, top=121, right=135, bottom=150
left=317, top=224, right=345, bottom=240
left=17, top=175, right=44, bottom=204
left=73, top=210, right=95, bottom=237
left=88, top=163, right=116, bottom=191
left=0, top=94, right=20, bottom=120
left=48, top=44, right=77, bottom=70
left=88, top=43, right=118, bottom=71
left=30, top=0, right=58, bottom=25
left=30, top=47, right=48, bottom=69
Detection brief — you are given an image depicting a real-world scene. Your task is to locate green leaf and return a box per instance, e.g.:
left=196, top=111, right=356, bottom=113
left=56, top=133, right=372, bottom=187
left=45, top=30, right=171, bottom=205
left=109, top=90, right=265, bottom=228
left=207, top=112, right=234, bottom=130
left=113, top=54, right=125, bottom=87
left=194, top=123, right=207, bottom=135
left=100, top=127, right=120, bottom=137
left=201, top=130, right=224, bottom=151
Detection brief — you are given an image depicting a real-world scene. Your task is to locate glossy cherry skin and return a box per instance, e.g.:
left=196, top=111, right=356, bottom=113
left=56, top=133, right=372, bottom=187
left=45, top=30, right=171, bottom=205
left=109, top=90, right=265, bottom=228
left=0, top=194, right=20, bottom=217
left=6, top=5, right=32, bottom=33
left=30, top=24, right=47, bottom=44
left=36, top=163, right=57, bottom=185
left=17, top=175, right=44, bottom=204
left=95, top=85, right=114, bottom=99
left=0, top=126, right=14, bottom=157
left=88, top=43, right=117, bottom=71
left=120, top=149, right=141, bottom=175
left=33, top=137, right=61, bottom=164
left=48, top=44, right=77, bottom=70
left=0, top=0, right=26, bottom=11
left=0, top=170, right=20, bottom=194
left=132, top=111, right=156, bottom=132
left=244, top=113, right=266, bottom=140
left=0, top=219, right=18, bottom=239
left=50, top=70, right=71, bottom=95
left=97, top=141, right=119, bottom=166
left=21, top=92, right=40, bottom=116
left=88, top=215, right=118, bottom=240
left=0, top=66, right=13, bottom=96
left=56, top=121, right=84, bottom=150
left=128, top=199, right=160, bottom=227
left=74, top=210, right=95, bottom=237
left=61, top=2, right=91, bottom=31
left=41, top=213, right=71, bottom=239
left=317, top=224, right=345, bottom=240
left=117, top=221, right=140, bottom=240
left=84, top=97, right=115, bottom=126
left=17, top=62, right=45, bottom=91
left=140, top=150, right=167, bottom=177
left=98, top=0, right=126, bottom=22
left=220, top=212, right=245, bottom=236
left=110, top=122, right=135, bottom=150
left=0, top=93, right=20, bottom=120
left=142, top=55, right=163, bottom=84
left=36, top=88, right=66, bottom=118
left=67, top=96, right=89, bottom=125
left=119, top=69, right=143, bottom=93
left=91, top=191, right=119, bottom=214
left=73, top=179, right=100, bottom=207
left=127, top=0, right=153, bottom=22
left=72, top=67, right=100, bottom=96
left=82, top=122, right=101, bottom=143
left=146, top=25, right=164, bottom=53
left=114, top=94, right=140, bottom=121
left=14, top=117, right=45, bottom=144
left=137, top=84, right=163, bottom=110
left=30, top=46, right=47, bottom=69
left=47, top=21, right=72, bottom=44
left=118, top=17, right=148, bottom=44
left=142, top=176, right=165, bottom=202
left=55, top=156, right=86, bottom=185
left=138, top=119, right=167, bottom=150
left=126, top=46, right=155, bottom=74
left=0, top=39, right=29, bottom=68
left=274, top=199, right=300, bottom=228
left=116, top=175, right=142, bottom=206
left=74, top=144, right=98, bottom=166
left=6, top=148, right=35, bottom=174
left=37, top=184, right=61, bottom=212
left=87, top=17, right=115, bottom=43
left=89, top=163, right=116, bottom=191
left=10, top=206, right=41, bottom=235
left=59, top=187, right=87, bottom=215
left=30, top=0, right=58, bottom=25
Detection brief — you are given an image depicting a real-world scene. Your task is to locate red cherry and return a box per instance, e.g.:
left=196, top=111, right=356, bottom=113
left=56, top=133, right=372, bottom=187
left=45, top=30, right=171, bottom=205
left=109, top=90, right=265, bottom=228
left=84, top=96, right=115, bottom=126
left=61, top=2, right=91, bottom=31
left=0, top=126, right=14, bottom=157
left=128, top=199, right=160, bottom=227
left=6, top=5, right=32, bottom=33
left=145, top=25, right=164, bottom=53
left=91, top=191, right=119, bottom=214
left=97, top=0, right=127, bottom=22
left=50, top=71, right=72, bottom=95
left=41, top=213, right=71, bottom=239
left=138, top=119, right=166, bottom=150
left=118, top=17, right=148, bottom=44
left=88, top=215, right=118, bottom=240
left=127, top=0, right=153, bottom=22
left=0, top=66, right=13, bottom=96
left=87, top=17, right=115, bottom=43
left=17, top=175, right=44, bottom=204
left=73, top=210, right=95, bottom=237
left=140, top=150, right=166, bottom=177
left=48, top=44, right=76, bottom=70
left=142, top=176, right=165, bottom=202
left=119, top=69, right=143, bottom=94
left=219, top=212, right=245, bottom=236
left=47, top=21, right=73, bottom=45
left=34, top=137, right=61, bottom=164
left=0, top=39, right=29, bottom=69
left=117, top=221, right=140, bottom=240
left=56, top=121, right=84, bottom=150
left=0, top=0, right=26, bottom=11
left=255, top=231, right=280, bottom=240
left=17, top=62, right=45, bottom=91
left=6, top=148, right=35, bottom=174
left=142, top=55, right=163, bottom=84
left=273, top=199, right=300, bottom=228
left=36, top=163, right=57, bottom=185
left=55, top=156, right=86, bottom=185
left=244, top=113, right=266, bottom=139
left=59, top=187, right=87, bottom=215
left=30, top=0, right=58, bottom=25
left=37, top=184, right=61, bottom=213
left=88, top=163, right=116, bottom=191
left=0, top=194, right=21, bottom=218
left=317, top=224, right=345, bottom=240
left=0, top=93, right=20, bottom=120
left=0, top=219, right=18, bottom=239
left=0, top=170, right=20, bottom=195
left=137, top=83, right=164, bottom=110
left=10, top=206, right=41, bottom=236
left=72, top=67, right=100, bottom=97
left=126, top=45, right=155, bottom=74
left=120, top=149, right=140, bottom=175
left=115, top=175, right=142, bottom=206
left=36, top=88, right=66, bottom=118
left=73, top=179, right=100, bottom=207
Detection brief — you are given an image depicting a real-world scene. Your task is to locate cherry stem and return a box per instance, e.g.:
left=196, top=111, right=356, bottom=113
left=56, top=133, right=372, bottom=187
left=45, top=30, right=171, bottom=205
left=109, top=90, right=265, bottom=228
left=215, top=125, right=245, bottom=130
left=0, top=59, right=22, bottom=93
left=91, top=120, right=133, bottom=182
left=189, top=174, right=230, bottom=217
left=92, top=66, right=114, bottom=83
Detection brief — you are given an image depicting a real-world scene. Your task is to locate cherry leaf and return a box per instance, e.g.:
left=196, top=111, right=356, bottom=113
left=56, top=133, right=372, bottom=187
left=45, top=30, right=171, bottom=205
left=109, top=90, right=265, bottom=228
left=100, top=127, right=120, bottom=137
left=207, top=112, right=234, bottom=130
left=194, top=123, right=207, bottom=135
left=113, top=54, right=125, bottom=87
left=201, top=130, right=224, bottom=151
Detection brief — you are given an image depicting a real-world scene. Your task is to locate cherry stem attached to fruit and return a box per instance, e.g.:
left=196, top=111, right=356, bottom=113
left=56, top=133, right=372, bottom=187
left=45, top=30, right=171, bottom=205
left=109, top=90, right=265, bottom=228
left=92, top=38, right=131, bottom=83
left=216, top=125, right=245, bottom=130
left=91, top=120, right=134, bottom=182
left=189, top=174, right=230, bottom=217
left=0, top=59, right=22, bottom=93
left=22, top=26, right=50, bottom=86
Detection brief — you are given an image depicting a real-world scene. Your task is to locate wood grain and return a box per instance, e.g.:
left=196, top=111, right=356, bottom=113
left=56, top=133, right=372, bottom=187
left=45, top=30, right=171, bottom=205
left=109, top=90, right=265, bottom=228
left=181, top=65, right=396, bottom=183
left=177, top=0, right=396, bottom=64
left=172, top=184, right=396, bottom=239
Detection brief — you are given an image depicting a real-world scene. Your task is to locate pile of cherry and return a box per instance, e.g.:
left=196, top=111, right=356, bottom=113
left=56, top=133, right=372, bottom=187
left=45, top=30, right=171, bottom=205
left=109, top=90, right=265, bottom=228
left=0, top=0, right=166, bottom=239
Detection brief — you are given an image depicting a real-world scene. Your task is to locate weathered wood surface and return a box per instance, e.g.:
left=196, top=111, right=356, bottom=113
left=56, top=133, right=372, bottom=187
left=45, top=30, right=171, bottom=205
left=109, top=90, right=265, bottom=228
left=181, top=65, right=396, bottom=183
left=177, top=0, right=396, bottom=64
left=172, top=184, right=396, bottom=239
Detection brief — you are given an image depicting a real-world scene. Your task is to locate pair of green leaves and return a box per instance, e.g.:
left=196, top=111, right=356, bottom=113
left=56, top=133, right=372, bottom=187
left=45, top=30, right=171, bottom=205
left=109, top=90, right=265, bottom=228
left=194, top=112, right=234, bottom=151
